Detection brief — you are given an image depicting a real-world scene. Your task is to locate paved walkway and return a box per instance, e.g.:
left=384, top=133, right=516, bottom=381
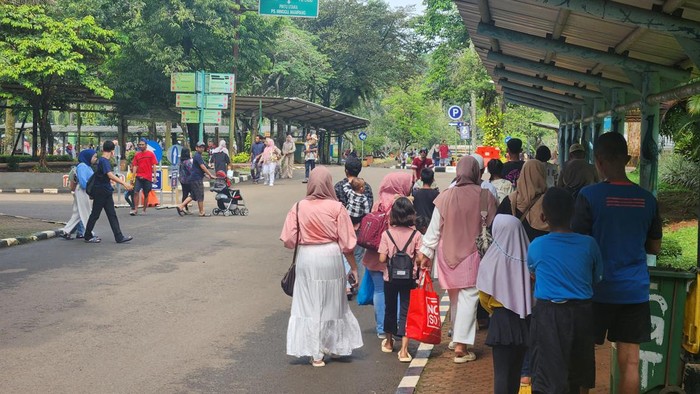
left=416, top=322, right=612, bottom=393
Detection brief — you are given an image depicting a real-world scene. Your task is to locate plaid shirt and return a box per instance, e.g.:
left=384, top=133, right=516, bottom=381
left=334, top=178, right=374, bottom=210
left=343, top=183, right=370, bottom=218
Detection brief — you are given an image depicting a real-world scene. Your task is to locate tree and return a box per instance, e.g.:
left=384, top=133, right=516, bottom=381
left=0, top=4, right=119, bottom=162
left=301, top=0, right=423, bottom=111
left=661, top=97, right=700, bottom=161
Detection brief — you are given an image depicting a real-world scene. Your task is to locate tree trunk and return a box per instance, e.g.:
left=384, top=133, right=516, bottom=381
left=4, top=106, right=15, bottom=155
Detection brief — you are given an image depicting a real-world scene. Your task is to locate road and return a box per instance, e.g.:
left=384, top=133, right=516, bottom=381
left=0, top=165, right=454, bottom=394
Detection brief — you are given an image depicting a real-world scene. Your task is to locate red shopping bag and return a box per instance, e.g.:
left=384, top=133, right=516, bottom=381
left=406, top=271, right=441, bottom=345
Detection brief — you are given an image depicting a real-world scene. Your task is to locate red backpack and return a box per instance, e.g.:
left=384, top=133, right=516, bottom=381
left=357, top=211, right=388, bottom=251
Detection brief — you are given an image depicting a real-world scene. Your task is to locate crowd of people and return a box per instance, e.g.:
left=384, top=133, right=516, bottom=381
left=280, top=134, right=661, bottom=394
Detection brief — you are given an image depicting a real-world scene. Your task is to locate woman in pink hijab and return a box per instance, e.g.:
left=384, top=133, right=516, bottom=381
left=419, top=155, right=497, bottom=363
left=280, top=166, right=363, bottom=367
left=362, top=172, right=413, bottom=339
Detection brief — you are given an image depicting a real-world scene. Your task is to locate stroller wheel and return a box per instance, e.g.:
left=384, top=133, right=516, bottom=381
left=223, top=209, right=231, bottom=216
left=240, top=208, right=249, bottom=216
left=212, top=208, right=219, bottom=216
left=233, top=208, right=240, bottom=216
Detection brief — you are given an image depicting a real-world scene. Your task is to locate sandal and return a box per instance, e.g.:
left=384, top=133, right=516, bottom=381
left=381, top=338, right=394, bottom=353
left=176, top=207, right=185, bottom=217
left=84, top=236, right=101, bottom=243
left=199, top=213, right=211, bottom=217
left=453, top=351, right=476, bottom=364
left=398, top=352, right=413, bottom=363
left=129, top=211, right=137, bottom=216
left=310, top=358, right=325, bottom=367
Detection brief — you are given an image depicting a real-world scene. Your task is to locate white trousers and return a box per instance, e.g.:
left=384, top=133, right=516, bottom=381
left=262, top=163, right=276, bottom=185
left=448, top=287, right=479, bottom=345
left=62, top=187, right=92, bottom=235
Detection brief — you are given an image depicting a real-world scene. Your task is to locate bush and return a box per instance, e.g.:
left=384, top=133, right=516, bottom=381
left=0, top=154, right=73, bottom=163
left=232, top=152, right=251, bottom=163
left=6, top=156, right=20, bottom=171
left=658, top=238, right=682, bottom=258
left=659, top=153, right=700, bottom=201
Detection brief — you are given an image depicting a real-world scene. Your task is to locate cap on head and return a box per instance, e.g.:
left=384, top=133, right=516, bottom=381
left=569, top=143, right=585, bottom=154
left=196, top=141, right=206, bottom=147
left=470, top=153, right=484, bottom=170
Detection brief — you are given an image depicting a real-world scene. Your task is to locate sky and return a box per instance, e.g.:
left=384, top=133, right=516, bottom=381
left=387, top=0, right=425, bottom=14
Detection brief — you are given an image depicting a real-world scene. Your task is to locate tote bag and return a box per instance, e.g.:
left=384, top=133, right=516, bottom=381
left=406, top=271, right=441, bottom=344
left=356, top=269, right=374, bottom=305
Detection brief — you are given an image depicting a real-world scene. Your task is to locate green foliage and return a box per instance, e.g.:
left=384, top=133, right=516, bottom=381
left=5, top=155, right=20, bottom=171
left=0, top=154, right=72, bottom=163
left=478, top=111, right=504, bottom=152
left=502, top=104, right=557, bottom=155
left=657, top=226, right=698, bottom=271
left=658, top=153, right=700, bottom=203
left=232, top=152, right=250, bottom=163
left=660, top=101, right=700, bottom=161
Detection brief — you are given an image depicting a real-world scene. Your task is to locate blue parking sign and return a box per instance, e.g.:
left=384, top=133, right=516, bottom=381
left=447, top=105, right=463, bottom=120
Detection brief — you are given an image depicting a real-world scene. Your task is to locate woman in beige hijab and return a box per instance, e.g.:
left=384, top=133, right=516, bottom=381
left=419, top=155, right=497, bottom=363
left=281, top=135, right=296, bottom=179
left=496, top=159, right=550, bottom=241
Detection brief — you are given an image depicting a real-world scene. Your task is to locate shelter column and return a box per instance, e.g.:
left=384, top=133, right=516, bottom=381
left=611, top=88, right=626, bottom=134
left=639, top=72, right=660, bottom=194
left=558, top=119, right=566, bottom=168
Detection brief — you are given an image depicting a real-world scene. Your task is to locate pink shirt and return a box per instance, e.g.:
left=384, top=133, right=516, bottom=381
left=280, top=199, right=356, bottom=253
left=378, top=226, right=422, bottom=281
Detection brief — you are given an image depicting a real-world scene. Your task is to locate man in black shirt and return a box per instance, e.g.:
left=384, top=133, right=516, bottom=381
left=502, top=138, right=525, bottom=188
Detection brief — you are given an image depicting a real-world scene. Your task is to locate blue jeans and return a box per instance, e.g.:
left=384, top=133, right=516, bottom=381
left=304, top=160, right=315, bottom=179
left=368, top=269, right=386, bottom=335
left=343, top=246, right=366, bottom=289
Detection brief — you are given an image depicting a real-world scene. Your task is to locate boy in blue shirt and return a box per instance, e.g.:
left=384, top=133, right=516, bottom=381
left=528, top=187, right=603, bottom=394
left=572, top=132, right=662, bottom=393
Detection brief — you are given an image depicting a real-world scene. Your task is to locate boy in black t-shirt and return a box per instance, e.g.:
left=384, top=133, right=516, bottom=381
left=412, top=168, right=439, bottom=223
left=502, top=138, right=525, bottom=188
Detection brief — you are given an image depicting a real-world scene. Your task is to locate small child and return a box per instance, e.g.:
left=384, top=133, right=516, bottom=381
left=343, top=177, right=370, bottom=225
left=527, top=187, right=603, bottom=394
left=414, top=215, right=429, bottom=235
left=378, top=197, right=423, bottom=363
left=484, top=159, right=513, bottom=204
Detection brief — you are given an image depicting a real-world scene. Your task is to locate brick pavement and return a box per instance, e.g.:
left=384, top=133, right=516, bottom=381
left=416, top=323, right=612, bottom=393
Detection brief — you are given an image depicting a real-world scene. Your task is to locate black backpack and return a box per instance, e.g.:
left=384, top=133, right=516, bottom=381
left=386, top=229, right=417, bottom=281
left=85, top=163, right=102, bottom=199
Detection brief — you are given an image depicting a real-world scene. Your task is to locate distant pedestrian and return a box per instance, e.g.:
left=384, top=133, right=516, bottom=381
left=502, top=138, right=525, bottom=188
left=60, top=149, right=96, bottom=240
left=209, top=140, right=231, bottom=174
left=177, top=148, right=194, bottom=215
left=483, top=159, right=513, bottom=204
left=477, top=214, right=532, bottom=394
left=439, top=140, right=450, bottom=166
left=419, top=155, right=497, bottom=363
left=529, top=188, right=603, bottom=394
left=572, top=132, right=662, bottom=393
left=410, top=148, right=433, bottom=182
left=281, top=166, right=363, bottom=367
left=130, top=138, right=158, bottom=216
left=535, top=145, right=558, bottom=188
left=557, top=143, right=599, bottom=199
left=176, top=142, right=213, bottom=217
left=251, top=135, right=265, bottom=184
left=83, top=141, right=133, bottom=244
left=65, top=143, right=74, bottom=159
left=261, top=138, right=281, bottom=186
left=379, top=196, right=423, bottom=363
left=281, top=135, right=296, bottom=179
left=412, top=168, right=439, bottom=224
left=302, top=133, right=318, bottom=183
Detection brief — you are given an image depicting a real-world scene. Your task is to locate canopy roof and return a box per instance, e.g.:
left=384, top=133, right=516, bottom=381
left=455, top=0, right=700, bottom=116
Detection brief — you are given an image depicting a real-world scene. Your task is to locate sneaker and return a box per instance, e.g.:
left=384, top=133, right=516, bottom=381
left=60, top=232, right=72, bottom=240
left=448, top=341, right=456, bottom=350
left=453, top=351, right=476, bottom=364
left=84, top=236, right=101, bottom=243
left=302, top=179, right=308, bottom=183
left=377, top=333, right=386, bottom=339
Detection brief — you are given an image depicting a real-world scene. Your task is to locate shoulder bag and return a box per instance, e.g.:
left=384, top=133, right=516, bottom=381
left=281, top=202, right=301, bottom=297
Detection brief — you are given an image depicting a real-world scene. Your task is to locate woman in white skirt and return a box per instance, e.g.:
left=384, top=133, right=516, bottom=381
left=61, top=149, right=96, bottom=240
left=280, top=166, right=363, bottom=367
left=261, top=138, right=281, bottom=186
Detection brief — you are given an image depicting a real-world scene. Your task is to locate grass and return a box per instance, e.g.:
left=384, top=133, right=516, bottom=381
left=658, top=223, right=698, bottom=271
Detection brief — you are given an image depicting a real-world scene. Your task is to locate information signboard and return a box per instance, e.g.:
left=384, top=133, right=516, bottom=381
left=259, top=0, right=319, bottom=18
left=202, top=110, right=222, bottom=124
left=171, top=73, right=197, bottom=92
left=205, top=74, right=234, bottom=94
left=176, top=93, right=199, bottom=108
left=181, top=109, right=200, bottom=123
left=205, top=94, right=229, bottom=109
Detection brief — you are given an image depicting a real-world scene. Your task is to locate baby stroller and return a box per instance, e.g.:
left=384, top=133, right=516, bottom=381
left=210, top=171, right=249, bottom=216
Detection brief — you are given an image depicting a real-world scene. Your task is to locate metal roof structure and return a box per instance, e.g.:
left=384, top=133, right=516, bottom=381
left=455, top=0, right=700, bottom=119
left=455, top=0, right=700, bottom=192
left=222, top=96, right=369, bottom=134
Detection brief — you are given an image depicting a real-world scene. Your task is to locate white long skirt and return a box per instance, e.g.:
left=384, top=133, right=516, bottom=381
left=286, top=243, right=363, bottom=359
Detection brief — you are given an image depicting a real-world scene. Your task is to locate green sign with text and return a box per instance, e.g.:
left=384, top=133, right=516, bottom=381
left=170, top=73, right=197, bottom=92
left=202, top=110, right=222, bottom=124
left=259, top=0, right=318, bottom=18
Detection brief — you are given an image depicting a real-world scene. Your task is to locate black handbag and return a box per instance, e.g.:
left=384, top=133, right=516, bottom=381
left=281, top=202, right=300, bottom=297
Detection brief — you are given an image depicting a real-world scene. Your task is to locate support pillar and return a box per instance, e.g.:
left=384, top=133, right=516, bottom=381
left=639, top=72, right=661, bottom=194
left=558, top=120, right=566, bottom=168
left=611, top=88, right=626, bottom=134
left=589, top=98, right=604, bottom=163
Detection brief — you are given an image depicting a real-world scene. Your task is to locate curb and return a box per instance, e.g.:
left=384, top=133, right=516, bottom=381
left=395, top=291, right=451, bottom=394
left=0, top=229, right=61, bottom=249
left=0, top=213, right=66, bottom=249
left=0, top=188, right=71, bottom=194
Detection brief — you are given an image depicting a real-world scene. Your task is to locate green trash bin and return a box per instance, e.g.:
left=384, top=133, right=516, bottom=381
left=611, top=267, right=695, bottom=393
left=294, top=142, right=305, bottom=164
